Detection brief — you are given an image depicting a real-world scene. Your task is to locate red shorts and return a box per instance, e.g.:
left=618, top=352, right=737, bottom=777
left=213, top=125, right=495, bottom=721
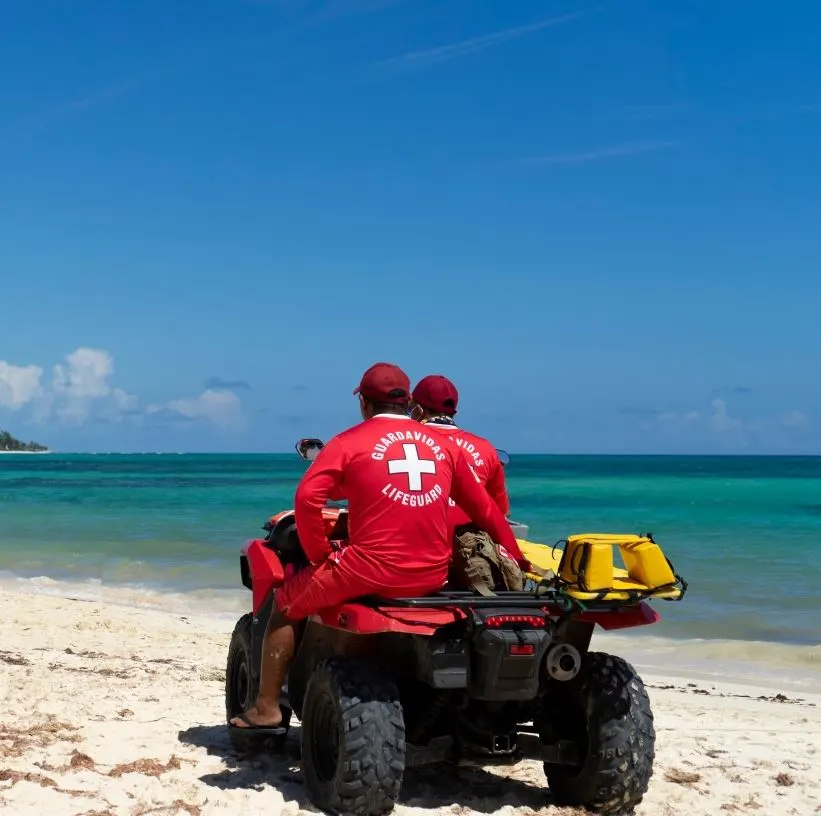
left=275, top=559, right=371, bottom=621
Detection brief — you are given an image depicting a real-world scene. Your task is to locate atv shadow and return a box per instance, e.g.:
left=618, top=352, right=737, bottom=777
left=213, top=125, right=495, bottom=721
left=178, top=723, right=311, bottom=808
left=401, top=763, right=552, bottom=812
left=179, top=723, right=553, bottom=813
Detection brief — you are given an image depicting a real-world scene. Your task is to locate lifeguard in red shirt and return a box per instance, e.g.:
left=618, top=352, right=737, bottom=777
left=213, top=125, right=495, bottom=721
left=230, top=362, right=525, bottom=732
left=411, top=374, right=511, bottom=523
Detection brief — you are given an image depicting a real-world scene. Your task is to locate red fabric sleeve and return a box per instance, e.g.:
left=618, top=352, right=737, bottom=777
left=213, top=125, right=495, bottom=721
left=294, top=437, right=348, bottom=565
left=486, top=456, right=511, bottom=517
left=450, top=452, right=527, bottom=567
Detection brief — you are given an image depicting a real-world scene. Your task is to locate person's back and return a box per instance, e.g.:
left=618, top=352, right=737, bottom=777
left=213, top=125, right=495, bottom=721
left=410, top=374, right=510, bottom=527
left=299, top=414, right=466, bottom=592
left=437, top=424, right=509, bottom=518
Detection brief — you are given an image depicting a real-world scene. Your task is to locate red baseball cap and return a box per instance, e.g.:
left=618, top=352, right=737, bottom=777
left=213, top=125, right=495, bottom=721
left=412, top=374, right=459, bottom=415
left=353, top=362, right=411, bottom=404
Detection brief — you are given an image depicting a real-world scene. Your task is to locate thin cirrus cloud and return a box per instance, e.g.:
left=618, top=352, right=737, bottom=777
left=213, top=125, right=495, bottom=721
left=377, top=8, right=593, bottom=69
left=622, top=103, right=689, bottom=118
left=520, top=141, right=677, bottom=167
left=711, top=385, right=753, bottom=397
left=241, top=0, right=403, bottom=22
left=203, top=377, right=252, bottom=391
left=1, top=68, right=173, bottom=142
left=298, top=0, right=406, bottom=26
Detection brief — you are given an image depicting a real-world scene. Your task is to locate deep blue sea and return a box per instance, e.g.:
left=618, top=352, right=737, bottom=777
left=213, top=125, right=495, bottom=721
left=1, top=453, right=819, bottom=649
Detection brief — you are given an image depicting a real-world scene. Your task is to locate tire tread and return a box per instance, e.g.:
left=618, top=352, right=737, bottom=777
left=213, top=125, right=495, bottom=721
left=303, top=657, right=406, bottom=816
left=544, top=651, right=655, bottom=816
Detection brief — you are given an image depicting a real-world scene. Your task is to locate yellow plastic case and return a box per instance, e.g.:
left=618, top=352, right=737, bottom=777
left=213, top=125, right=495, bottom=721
left=519, top=533, right=685, bottom=602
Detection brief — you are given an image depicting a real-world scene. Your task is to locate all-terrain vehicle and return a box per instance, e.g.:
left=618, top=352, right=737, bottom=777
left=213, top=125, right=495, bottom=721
left=225, top=439, right=687, bottom=816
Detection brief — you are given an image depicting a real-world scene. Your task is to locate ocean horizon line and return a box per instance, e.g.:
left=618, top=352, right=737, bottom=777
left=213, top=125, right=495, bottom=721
left=3, top=572, right=819, bottom=657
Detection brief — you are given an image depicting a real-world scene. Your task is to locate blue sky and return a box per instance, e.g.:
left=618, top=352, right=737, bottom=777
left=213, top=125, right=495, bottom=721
left=1, top=0, right=819, bottom=454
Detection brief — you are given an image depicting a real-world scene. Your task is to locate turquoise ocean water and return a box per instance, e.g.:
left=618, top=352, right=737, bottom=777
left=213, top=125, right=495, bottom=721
left=1, top=453, right=819, bottom=651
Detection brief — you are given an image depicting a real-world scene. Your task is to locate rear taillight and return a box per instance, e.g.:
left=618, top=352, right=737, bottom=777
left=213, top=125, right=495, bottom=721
left=508, top=643, right=536, bottom=656
left=485, top=614, right=545, bottom=628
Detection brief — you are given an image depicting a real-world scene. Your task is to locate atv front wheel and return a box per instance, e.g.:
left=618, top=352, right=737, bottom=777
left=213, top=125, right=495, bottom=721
left=225, top=613, right=290, bottom=752
left=301, top=657, right=406, bottom=816
left=540, top=651, right=655, bottom=815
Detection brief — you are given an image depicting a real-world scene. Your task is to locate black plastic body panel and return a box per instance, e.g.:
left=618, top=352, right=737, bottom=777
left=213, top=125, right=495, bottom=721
left=419, top=636, right=469, bottom=689
left=240, top=555, right=252, bottom=591
left=468, top=627, right=551, bottom=701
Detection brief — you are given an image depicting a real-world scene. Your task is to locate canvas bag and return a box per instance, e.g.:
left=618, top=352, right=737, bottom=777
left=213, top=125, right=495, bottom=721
left=451, top=528, right=525, bottom=595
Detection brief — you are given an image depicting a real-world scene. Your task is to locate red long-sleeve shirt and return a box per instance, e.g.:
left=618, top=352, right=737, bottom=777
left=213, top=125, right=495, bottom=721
left=293, top=414, right=525, bottom=592
left=422, top=421, right=511, bottom=525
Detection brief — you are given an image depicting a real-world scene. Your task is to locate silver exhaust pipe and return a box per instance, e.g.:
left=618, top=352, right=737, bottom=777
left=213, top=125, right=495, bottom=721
left=544, top=643, right=581, bottom=682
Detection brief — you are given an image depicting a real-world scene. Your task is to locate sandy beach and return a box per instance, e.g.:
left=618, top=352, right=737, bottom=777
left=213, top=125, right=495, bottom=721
left=1, top=588, right=819, bottom=816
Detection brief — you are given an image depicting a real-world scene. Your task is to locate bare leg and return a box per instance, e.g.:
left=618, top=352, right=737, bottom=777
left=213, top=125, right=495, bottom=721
left=230, top=608, right=295, bottom=728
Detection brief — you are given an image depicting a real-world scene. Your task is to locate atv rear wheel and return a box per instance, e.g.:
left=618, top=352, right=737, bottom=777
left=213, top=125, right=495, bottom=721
left=225, top=613, right=290, bottom=752
left=301, top=657, right=406, bottom=816
left=540, top=651, right=655, bottom=815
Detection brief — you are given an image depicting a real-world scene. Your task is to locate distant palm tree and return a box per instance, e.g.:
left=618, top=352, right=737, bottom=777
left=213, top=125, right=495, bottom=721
left=0, top=430, right=47, bottom=451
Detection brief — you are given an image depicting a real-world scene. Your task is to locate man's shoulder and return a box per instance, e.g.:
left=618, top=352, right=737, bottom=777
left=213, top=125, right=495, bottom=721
left=458, top=427, right=491, bottom=444
left=315, top=421, right=369, bottom=456
left=456, top=427, right=496, bottom=452
left=337, top=417, right=429, bottom=445
left=421, top=422, right=460, bottom=444
left=332, top=419, right=368, bottom=440
left=422, top=423, right=492, bottom=458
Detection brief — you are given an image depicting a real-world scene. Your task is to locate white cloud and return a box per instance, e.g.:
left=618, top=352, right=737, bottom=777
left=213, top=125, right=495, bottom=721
left=708, top=397, right=744, bottom=435
left=53, top=348, right=113, bottom=399
left=112, top=387, right=138, bottom=412
left=648, top=397, right=810, bottom=451
left=707, top=398, right=750, bottom=448
left=657, top=409, right=699, bottom=425
left=0, top=361, right=43, bottom=409
left=781, top=409, right=808, bottom=429
left=1, top=347, right=244, bottom=431
left=50, top=347, right=138, bottom=426
left=152, top=389, right=244, bottom=429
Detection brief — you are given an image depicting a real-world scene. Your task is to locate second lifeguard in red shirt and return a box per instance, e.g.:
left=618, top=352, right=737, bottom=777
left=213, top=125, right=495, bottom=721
left=411, top=373, right=511, bottom=529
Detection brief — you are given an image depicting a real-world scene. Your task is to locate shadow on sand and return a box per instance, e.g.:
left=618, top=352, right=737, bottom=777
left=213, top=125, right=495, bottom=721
left=178, top=723, right=554, bottom=812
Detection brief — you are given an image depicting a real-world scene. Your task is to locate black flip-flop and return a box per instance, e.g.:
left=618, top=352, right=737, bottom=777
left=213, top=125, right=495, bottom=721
left=228, top=712, right=287, bottom=735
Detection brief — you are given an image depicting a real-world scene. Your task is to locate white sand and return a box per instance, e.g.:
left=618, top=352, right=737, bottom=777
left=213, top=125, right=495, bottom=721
left=1, top=588, right=819, bottom=816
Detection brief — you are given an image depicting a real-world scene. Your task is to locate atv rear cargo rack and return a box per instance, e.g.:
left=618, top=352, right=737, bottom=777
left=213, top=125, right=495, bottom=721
left=359, top=586, right=682, bottom=612
left=360, top=590, right=553, bottom=609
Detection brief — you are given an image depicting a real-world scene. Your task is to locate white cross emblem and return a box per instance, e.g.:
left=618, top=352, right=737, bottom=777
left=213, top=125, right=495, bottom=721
left=387, top=443, right=437, bottom=492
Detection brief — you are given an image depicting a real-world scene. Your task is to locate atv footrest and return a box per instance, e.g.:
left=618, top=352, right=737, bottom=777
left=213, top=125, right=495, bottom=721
left=227, top=724, right=289, bottom=755
left=228, top=724, right=287, bottom=738
left=516, top=732, right=580, bottom=766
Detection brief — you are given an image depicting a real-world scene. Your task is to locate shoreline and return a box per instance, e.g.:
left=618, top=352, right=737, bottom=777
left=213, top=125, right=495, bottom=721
left=4, top=574, right=821, bottom=691
left=1, top=587, right=819, bottom=815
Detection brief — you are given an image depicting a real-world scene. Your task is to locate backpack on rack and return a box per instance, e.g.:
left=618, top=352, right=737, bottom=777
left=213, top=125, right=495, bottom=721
left=450, top=528, right=525, bottom=595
